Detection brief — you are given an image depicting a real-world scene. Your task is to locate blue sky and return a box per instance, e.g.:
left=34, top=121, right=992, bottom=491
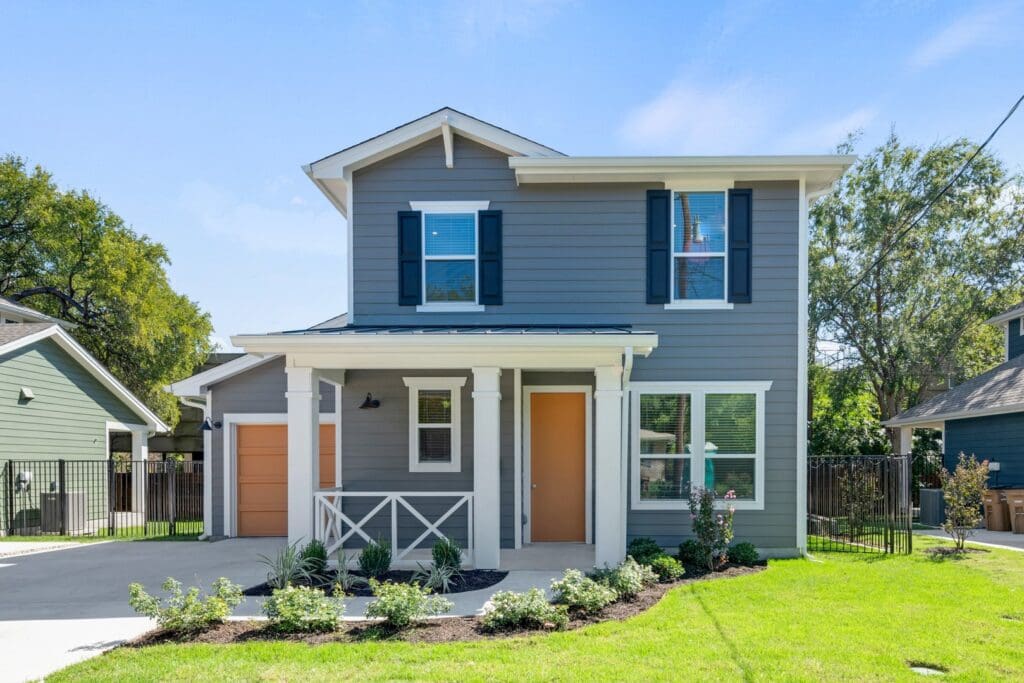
left=2, top=0, right=1022, bottom=350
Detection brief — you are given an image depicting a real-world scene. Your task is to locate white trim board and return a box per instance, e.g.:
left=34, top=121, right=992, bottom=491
left=522, top=385, right=594, bottom=545
left=221, top=412, right=338, bottom=538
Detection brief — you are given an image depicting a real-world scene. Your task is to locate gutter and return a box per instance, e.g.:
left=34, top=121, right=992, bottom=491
left=179, top=395, right=213, bottom=541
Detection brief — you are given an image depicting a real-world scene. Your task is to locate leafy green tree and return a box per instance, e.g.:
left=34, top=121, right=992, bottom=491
left=0, top=155, right=212, bottom=425
left=811, top=133, right=1024, bottom=452
left=809, top=363, right=889, bottom=455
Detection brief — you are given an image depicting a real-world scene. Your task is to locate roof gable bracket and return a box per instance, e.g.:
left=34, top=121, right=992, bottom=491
left=441, top=116, right=454, bottom=169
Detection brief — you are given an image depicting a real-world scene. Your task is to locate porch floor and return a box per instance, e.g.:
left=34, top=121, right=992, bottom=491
left=500, top=542, right=595, bottom=571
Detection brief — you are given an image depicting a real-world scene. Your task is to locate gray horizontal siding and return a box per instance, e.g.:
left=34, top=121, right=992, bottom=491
left=945, top=413, right=1024, bottom=487
left=0, top=339, right=140, bottom=460
left=350, top=134, right=800, bottom=553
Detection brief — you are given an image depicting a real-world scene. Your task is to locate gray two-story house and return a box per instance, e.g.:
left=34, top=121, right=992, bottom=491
left=171, top=108, right=853, bottom=568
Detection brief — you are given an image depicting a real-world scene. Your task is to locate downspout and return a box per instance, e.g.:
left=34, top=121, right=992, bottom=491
left=618, top=348, right=634, bottom=548
left=180, top=395, right=213, bottom=540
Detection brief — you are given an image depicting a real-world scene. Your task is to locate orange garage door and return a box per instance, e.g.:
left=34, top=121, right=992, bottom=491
left=236, top=424, right=336, bottom=537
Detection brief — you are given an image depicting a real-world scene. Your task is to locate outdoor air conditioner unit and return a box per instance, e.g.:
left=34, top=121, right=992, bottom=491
left=40, top=492, right=87, bottom=533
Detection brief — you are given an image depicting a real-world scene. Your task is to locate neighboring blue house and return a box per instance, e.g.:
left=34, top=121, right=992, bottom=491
left=886, top=301, right=1024, bottom=487
left=171, top=108, right=854, bottom=567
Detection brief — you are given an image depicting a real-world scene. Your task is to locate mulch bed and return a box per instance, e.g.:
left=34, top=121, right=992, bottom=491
left=134, top=562, right=766, bottom=647
left=924, top=546, right=989, bottom=559
left=243, top=569, right=507, bottom=598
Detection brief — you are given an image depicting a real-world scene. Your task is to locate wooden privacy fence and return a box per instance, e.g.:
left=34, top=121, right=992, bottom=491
left=808, top=455, right=912, bottom=554
left=1, top=459, right=203, bottom=538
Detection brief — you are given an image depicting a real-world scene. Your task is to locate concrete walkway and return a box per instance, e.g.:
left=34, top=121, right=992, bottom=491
left=915, top=528, right=1024, bottom=552
left=0, top=540, right=97, bottom=559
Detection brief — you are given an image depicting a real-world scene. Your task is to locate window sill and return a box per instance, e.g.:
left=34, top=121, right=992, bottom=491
left=409, top=463, right=462, bottom=474
left=663, top=301, right=734, bottom=311
left=416, top=304, right=485, bottom=313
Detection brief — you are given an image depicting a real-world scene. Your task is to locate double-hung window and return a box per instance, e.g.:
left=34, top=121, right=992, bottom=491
left=670, top=190, right=729, bottom=307
left=632, top=381, right=770, bottom=510
left=404, top=377, right=466, bottom=473
left=411, top=201, right=489, bottom=311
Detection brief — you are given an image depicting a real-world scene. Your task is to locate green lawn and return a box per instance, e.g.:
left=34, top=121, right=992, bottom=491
left=52, top=537, right=1024, bottom=682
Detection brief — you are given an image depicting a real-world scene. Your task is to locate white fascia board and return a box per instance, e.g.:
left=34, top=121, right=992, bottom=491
left=0, top=325, right=169, bottom=432
left=0, top=300, right=75, bottom=328
left=167, top=353, right=280, bottom=397
left=883, top=403, right=1024, bottom=427
left=984, top=308, right=1024, bottom=327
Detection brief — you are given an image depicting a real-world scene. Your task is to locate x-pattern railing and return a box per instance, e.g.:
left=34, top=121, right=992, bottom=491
left=314, top=490, right=473, bottom=562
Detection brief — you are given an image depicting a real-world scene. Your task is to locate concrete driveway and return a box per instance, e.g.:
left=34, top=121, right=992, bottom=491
left=0, top=538, right=283, bottom=682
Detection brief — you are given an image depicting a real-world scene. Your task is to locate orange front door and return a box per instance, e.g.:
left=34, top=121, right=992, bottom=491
left=236, top=424, right=335, bottom=537
left=530, top=392, right=586, bottom=542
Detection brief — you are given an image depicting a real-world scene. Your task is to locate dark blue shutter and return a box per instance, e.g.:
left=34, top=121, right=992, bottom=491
left=397, top=211, right=422, bottom=306
left=646, top=189, right=671, bottom=304
left=478, top=210, right=503, bottom=305
left=727, top=189, right=752, bottom=304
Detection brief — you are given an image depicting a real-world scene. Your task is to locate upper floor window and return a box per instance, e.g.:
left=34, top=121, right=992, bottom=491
left=410, top=201, right=490, bottom=311
left=672, top=191, right=727, bottom=305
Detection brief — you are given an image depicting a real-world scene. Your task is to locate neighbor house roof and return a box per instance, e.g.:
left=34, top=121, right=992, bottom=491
left=884, top=354, right=1024, bottom=427
left=0, top=323, right=169, bottom=432
left=0, top=297, right=74, bottom=328
left=984, top=301, right=1024, bottom=326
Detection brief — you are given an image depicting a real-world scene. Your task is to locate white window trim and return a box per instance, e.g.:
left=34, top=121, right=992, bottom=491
left=631, top=380, right=771, bottom=511
left=665, top=188, right=734, bottom=311
left=403, top=376, right=467, bottom=473
left=409, top=201, right=489, bottom=311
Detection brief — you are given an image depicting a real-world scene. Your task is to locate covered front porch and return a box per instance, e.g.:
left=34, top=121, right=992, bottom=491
left=231, top=325, right=657, bottom=570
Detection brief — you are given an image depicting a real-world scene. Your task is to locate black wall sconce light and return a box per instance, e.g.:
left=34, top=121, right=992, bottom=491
left=359, top=392, right=381, bottom=409
left=199, top=417, right=223, bottom=433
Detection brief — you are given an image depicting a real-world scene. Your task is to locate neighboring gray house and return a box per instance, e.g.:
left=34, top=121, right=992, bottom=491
left=170, top=108, right=853, bottom=567
left=887, top=301, right=1024, bottom=487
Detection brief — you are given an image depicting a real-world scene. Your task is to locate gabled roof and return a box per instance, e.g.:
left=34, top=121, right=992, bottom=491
left=884, top=354, right=1024, bottom=427
left=985, top=301, right=1024, bottom=326
left=0, top=323, right=169, bottom=432
left=167, top=353, right=281, bottom=398
left=303, top=107, right=564, bottom=217
left=0, top=297, right=74, bottom=329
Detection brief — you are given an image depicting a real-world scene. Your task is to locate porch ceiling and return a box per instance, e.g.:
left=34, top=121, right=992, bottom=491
left=231, top=325, right=658, bottom=370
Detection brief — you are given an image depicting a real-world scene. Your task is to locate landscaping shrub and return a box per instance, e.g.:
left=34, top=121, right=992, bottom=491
left=590, top=557, right=657, bottom=599
left=128, top=577, right=243, bottom=635
left=358, top=539, right=392, bottom=579
left=300, top=539, right=329, bottom=578
left=942, top=452, right=988, bottom=551
left=550, top=569, right=617, bottom=614
left=838, top=466, right=881, bottom=539
left=412, top=561, right=461, bottom=593
left=677, top=539, right=704, bottom=566
left=432, top=537, right=463, bottom=571
left=729, top=542, right=760, bottom=566
left=333, top=551, right=368, bottom=595
left=649, top=555, right=685, bottom=582
left=482, top=588, right=568, bottom=631
left=365, top=579, right=452, bottom=628
left=688, top=486, right=736, bottom=571
left=258, top=542, right=316, bottom=589
left=626, top=537, right=664, bottom=566
left=262, top=585, right=345, bottom=633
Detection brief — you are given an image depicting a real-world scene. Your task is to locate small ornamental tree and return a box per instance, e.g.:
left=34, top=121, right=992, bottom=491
left=687, top=486, right=736, bottom=571
left=838, top=463, right=881, bottom=539
left=941, top=452, right=988, bottom=551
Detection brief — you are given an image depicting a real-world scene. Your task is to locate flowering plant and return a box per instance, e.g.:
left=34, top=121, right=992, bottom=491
left=686, top=486, right=736, bottom=571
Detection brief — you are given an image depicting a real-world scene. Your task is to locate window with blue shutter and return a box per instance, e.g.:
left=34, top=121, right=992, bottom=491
left=646, top=190, right=671, bottom=304
left=478, top=210, right=503, bottom=305
left=397, top=211, right=422, bottom=306
left=727, top=189, right=752, bottom=304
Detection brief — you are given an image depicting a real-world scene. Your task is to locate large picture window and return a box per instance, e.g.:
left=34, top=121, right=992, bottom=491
left=672, top=191, right=727, bottom=304
left=632, top=381, right=770, bottom=510
left=403, top=377, right=466, bottom=473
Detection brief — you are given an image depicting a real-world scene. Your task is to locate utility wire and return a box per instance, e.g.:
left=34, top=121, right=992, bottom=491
left=826, top=92, right=1024, bottom=308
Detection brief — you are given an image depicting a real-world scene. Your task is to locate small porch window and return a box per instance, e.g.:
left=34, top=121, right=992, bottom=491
left=403, top=377, right=466, bottom=473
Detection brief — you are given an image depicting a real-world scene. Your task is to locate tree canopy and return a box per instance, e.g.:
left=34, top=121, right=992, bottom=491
left=810, top=132, right=1024, bottom=452
left=0, top=155, right=212, bottom=426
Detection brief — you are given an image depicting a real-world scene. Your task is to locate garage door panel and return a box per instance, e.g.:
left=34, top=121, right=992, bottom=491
left=236, top=424, right=335, bottom=537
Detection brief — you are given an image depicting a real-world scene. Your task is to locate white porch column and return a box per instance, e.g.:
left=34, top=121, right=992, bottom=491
left=594, top=365, right=625, bottom=567
left=472, top=367, right=502, bottom=569
left=286, top=366, right=320, bottom=545
left=898, top=426, right=913, bottom=455
left=130, top=429, right=148, bottom=516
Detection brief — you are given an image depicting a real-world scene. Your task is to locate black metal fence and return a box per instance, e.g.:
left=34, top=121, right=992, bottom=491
left=909, top=451, right=945, bottom=510
left=1, top=459, right=203, bottom=538
left=808, top=455, right=912, bottom=554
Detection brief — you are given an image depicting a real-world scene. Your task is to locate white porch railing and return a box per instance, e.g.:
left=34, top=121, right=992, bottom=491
left=314, top=490, right=474, bottom=564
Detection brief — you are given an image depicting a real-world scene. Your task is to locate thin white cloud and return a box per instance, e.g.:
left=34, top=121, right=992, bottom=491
left=619, top=77, right=778, bottom=154
left=179, top=181, right=346, bottom=256
left=446, top=0, right=574, bottom=51
left=780, top=107, right=878, bottom=153
left=907, top=5, right=1017, bottom=71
